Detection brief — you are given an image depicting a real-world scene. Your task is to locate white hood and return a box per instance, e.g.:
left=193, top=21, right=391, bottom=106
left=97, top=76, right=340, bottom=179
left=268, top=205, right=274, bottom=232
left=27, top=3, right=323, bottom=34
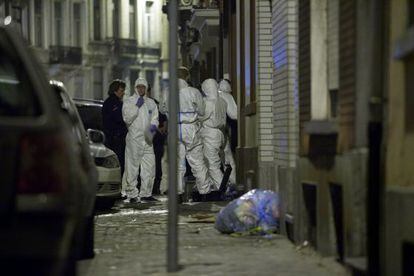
left=201, top=79, right=218, bottom=99
left=218, top=80, right=232, bottom=94
left=134, top=78, right=148, bottom=95
left=178, top=78, right=189, bottom=90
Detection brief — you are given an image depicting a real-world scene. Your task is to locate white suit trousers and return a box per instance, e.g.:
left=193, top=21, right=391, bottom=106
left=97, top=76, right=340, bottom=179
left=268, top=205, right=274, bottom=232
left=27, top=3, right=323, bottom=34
left=123, top=136, right=155, bottom=199
left=201, top=127, right=225, bottom=190
left=178, top=123, right=212, bottom=194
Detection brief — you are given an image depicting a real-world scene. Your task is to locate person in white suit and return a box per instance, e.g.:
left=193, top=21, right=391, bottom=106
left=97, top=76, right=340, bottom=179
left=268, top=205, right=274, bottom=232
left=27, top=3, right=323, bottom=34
left=122, top=78, right=159, bottom=203
left=218, top=79, right=237, bottom=186
left=200, top=79, right=228, bottom=190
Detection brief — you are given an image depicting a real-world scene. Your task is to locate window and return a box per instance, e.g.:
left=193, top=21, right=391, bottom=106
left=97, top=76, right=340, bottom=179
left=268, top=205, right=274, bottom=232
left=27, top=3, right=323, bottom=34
left=129, top=0, right=136, bottom=39
left=0, top=2, right=5, bottom=19
left=93, top=67, right=104, bottom=100
left=403, top=241, right=414, bottom=276
left=73, top=3, right=81, bottom=47
left=54, top=1, right=63, bottom=45
left=34, top=0, right=43, bottom=47
left=405, top=55, right=414, bottom=132
left=409, top=1, right=414, bottom=27
left=93, top=0, right=101, bottom=40
left=328, top=0, right=339, bottom=119
left=145, top=1, right=153, bottom=13
left=74, top=74, right=83, bottom=98
left=145, top=70, right=155, bottom=91
left=0, top=50, right=40, bottom=117
left=11, top=6, right=22, bottom=35
left=76, top=104, right=103, bottom=131
left=130, top=69, right=139, bottom=95
left=329, top=89, right=338, bottom=118
left=112, top=0, right=119, bottom=38
left=145, top=1, right=154, bottom=43
left=240, top=0, right=256, bottom=113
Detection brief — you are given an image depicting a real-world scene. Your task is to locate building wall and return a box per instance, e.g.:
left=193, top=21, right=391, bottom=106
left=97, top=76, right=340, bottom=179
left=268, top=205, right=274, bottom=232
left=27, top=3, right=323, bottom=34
left=272, top=0, right=298, bottom=169
left=298, top=0, right=310, bottom=155
left=327, top=0, right=339, bottom=91
left=384, top=0, right=414, bottom=274
left=338, top=0, right=356, bottom=152
left=2, top=0, right=165, bottom=101
left=294, top=0, right=368, bottom=260
left=271, top=0, right=298, bottom=221
left=257, top=0, right=275, bottom=190
left=386, top=0, right=414, bottom=189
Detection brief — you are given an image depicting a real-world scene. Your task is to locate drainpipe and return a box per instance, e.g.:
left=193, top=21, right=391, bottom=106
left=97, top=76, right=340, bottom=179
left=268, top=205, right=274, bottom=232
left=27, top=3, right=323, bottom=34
left=219, top=0, right=224, bottom=78
left=367, top=0, right=385, bottom=275
left=167, top=0, right=179, bottom=272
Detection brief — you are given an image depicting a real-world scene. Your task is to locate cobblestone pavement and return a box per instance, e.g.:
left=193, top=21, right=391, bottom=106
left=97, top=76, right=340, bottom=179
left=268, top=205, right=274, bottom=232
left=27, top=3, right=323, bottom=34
left=78, top=197, right=348, bottom=276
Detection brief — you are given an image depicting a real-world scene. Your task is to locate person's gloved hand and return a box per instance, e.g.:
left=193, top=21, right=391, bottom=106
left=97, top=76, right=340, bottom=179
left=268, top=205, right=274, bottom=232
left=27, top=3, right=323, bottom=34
left=145, top=124, right=157, bottom=145
left=136, top=96, right=144, bottom=108
left=150, top=124, right=158, bottom=134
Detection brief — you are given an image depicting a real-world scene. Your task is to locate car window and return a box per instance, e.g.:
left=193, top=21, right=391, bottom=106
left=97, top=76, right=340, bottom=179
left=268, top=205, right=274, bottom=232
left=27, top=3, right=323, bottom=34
left=0, top=48, right=40, bottom=117
left=76, top=104, right=103, bottom=131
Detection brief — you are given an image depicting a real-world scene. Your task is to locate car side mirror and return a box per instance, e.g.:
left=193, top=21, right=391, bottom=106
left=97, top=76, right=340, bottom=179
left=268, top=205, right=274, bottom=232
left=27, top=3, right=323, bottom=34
left=87, top=129, right=105, bottom=144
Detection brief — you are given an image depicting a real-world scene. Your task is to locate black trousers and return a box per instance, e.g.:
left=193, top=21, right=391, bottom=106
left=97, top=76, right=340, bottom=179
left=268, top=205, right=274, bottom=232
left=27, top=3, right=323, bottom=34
left=152, top=142, right=164, bottom=194
left=106, top=135, right=126, bottom=176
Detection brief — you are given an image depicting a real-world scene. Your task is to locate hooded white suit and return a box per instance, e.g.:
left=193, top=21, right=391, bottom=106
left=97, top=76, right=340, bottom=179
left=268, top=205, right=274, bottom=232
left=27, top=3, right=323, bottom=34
left=178, top=81, right=216, bottom=195
left=159, top=79, right=213, bottom=195
left=122, top=78, right=159, bottom=200
left=201, top=79, right=228, bottom=190
left=218, top=79, right=237, bottom=185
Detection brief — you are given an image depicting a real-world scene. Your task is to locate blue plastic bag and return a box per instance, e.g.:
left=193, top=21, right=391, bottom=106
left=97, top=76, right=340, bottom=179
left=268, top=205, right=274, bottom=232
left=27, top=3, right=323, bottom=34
left=215, top=189, right=280, bottom=234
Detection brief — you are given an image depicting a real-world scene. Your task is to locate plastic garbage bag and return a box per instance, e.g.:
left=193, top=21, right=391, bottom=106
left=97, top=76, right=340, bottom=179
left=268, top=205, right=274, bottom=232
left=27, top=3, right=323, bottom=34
left=215, top=189, right=280, bottom=234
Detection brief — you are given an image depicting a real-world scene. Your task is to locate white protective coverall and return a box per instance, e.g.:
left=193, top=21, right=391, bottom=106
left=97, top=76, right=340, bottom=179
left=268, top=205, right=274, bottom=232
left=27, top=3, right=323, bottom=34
left=158, top=79, right=189, bottom=117
left=218, top=79, right=237, bottom=185
left=158, top=79, right=190, bottom=194
left=200, top=79, right=228, bottom=190
left=159, top=79, right=213, bottom=194
left=122, top=78, right=159, bottom=199
left=178, top=82, right=216, bottom=194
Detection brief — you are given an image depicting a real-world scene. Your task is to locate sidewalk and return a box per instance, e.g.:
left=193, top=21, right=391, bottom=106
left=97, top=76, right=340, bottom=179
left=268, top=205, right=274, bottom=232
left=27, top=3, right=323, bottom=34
left=78, top=197, right=348, bottom=276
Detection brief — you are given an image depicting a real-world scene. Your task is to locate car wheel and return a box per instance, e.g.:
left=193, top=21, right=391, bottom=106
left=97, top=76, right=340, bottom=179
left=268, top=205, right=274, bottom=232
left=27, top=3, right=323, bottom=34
left=63, top=256, right=77, bottom=276
left=95, top=197, right=116, bottom=210
left=80, top=215, right=95, bottom=259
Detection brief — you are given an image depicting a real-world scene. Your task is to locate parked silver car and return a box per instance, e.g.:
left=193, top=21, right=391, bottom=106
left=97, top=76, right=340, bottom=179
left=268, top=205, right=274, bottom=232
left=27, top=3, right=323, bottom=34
left=73, top=99, right=122, bottom=208
left=0, top=25, right=96, bottom=275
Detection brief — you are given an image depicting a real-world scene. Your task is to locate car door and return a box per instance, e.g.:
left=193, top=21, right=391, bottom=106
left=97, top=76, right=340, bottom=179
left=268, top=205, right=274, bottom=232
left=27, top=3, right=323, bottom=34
left=52, top=84, right=97, bottom=213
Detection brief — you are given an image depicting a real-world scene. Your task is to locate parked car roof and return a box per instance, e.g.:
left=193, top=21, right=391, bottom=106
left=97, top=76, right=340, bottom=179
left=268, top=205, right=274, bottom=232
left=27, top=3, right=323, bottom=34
left=73, top=98, right=104, bottom=131
left=73, top=98, right=104, bottom=106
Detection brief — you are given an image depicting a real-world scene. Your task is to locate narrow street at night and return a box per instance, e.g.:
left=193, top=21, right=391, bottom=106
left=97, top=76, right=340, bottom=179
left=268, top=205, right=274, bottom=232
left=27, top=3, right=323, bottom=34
left=78, top=198, right=347, bottom=276
left=1, top=0, right=413, bottom=275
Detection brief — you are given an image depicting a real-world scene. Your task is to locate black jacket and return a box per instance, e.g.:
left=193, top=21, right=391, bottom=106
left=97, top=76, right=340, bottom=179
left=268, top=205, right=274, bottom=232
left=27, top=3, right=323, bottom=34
left=153, top=98, right=167, bottom=146
left=102, top=94, right=128, bottom=141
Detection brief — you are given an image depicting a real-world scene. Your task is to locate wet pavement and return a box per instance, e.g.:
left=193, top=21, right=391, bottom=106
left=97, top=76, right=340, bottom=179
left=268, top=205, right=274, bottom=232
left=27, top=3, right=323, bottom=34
left=78, top=197, right=348, bottom=276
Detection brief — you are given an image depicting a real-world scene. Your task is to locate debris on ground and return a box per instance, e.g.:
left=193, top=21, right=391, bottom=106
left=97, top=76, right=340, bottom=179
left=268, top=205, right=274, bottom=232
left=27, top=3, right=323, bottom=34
left=215, top=189, right=280, bottom=235
left=186, top=213, right=216, bottom=223
left=296, top=240, right=311, bottom=252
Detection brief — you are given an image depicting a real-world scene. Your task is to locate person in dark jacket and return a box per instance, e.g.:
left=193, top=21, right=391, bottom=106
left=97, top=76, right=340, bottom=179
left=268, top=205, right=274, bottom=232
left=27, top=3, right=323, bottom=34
left=102, top=79, right=128, bottom=179
left=146, top=84, right=168, bottom=195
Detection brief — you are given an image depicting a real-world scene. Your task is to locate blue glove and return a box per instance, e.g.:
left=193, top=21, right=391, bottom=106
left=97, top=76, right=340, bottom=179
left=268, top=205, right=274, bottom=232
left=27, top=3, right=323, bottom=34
left=136, top=97, right=144, bottom=108
left=150, top=124, right=158, bottom=134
